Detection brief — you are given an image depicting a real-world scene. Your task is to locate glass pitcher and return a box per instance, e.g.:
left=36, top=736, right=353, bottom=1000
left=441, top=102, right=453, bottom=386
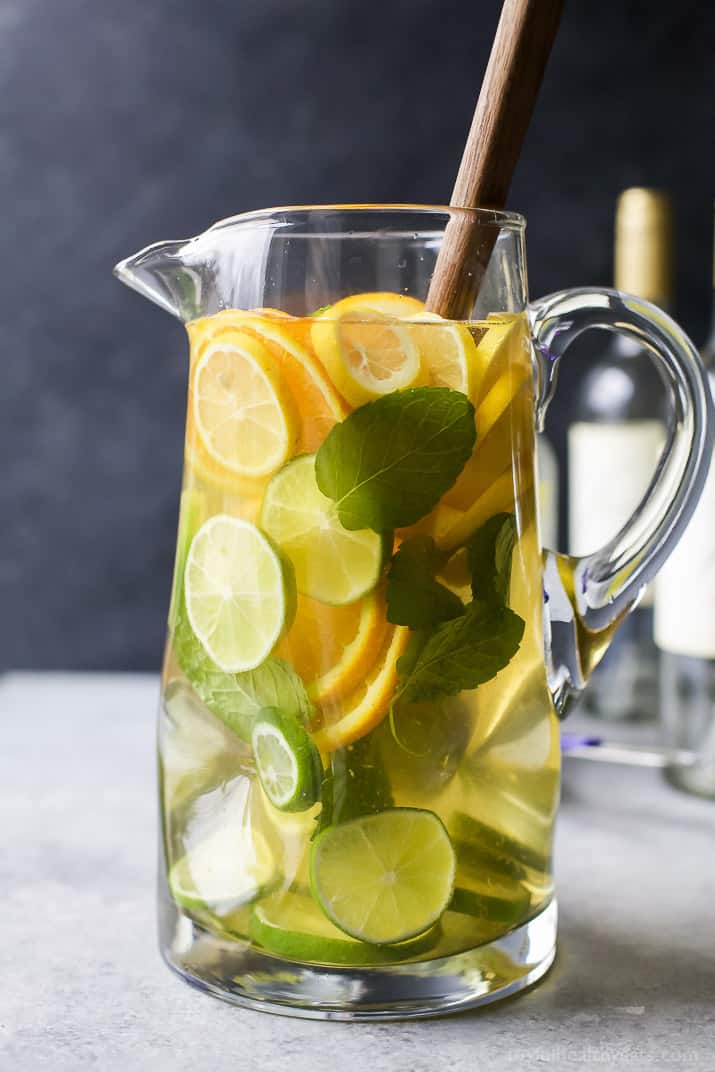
left=115, top=205, right=712, bottom=1019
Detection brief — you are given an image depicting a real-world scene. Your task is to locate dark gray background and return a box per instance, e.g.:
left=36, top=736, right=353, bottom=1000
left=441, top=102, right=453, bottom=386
left=3, top=0, right=714, bottom=670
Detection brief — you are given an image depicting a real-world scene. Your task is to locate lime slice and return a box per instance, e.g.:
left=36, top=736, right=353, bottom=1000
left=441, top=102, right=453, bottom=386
left=450, top=882, right=531, bottom=926
left=250, top=891, right=440, bottom=964
left=453, top=811, right=552, bottom=878
left=310, top=807, right=455, bottom=944
left=261, top=454, right=384, bottom=605
left=168, top=486, right=207, bottom=630
left=184, top=515, right=296, bottom=672
left=169, top=825, right=277, bottom=915
left=252, top=706, right=322, bottom=812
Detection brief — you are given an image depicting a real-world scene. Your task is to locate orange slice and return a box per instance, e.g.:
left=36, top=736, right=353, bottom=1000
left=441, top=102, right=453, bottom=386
left=312, top=624, right=410, bottom=752
left=276, top=591, right=388, bottom=706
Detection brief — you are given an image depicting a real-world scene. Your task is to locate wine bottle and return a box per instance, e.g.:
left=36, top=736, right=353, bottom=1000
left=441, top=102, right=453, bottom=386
left=568, top=188, right=672, bottom=721
left=655, top=206, right=715, bottom=797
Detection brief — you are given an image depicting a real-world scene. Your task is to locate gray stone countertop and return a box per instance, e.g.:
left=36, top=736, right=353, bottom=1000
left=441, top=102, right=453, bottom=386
left=2, top=673, right=714, bottom=1071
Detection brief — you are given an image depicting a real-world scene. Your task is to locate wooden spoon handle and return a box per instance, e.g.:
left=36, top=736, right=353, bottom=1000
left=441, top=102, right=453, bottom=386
left=427, top=0, right=563, bottom=318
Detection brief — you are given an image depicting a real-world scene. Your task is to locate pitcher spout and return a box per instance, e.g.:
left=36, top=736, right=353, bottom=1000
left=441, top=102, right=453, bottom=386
left=114, top=239, right=197, bottom=320
left=115, top=211, right=277, bottom=322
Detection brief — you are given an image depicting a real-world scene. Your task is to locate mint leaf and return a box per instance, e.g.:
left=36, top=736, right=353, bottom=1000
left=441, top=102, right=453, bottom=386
left=467, top=513, right=517, bottom=604
left=396, top=629, right=431, bottom=679
left=315, top=732, right=393, bottom=838
left=167, top=489, right=206, bottom=631
left=172, top=607, right=313, bottom=742
left=394, top=600, right=525, bottom=705
left=386, top=535, right=464, bottom=628
left=315, top=387, right=476, bottom=532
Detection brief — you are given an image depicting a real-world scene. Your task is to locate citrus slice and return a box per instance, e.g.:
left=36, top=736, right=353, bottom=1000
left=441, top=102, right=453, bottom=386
left=249, top=307, right=294, bottom=318
left=188, top=311, right=348, bottom=453
left=310, top=808, right=456, bottom=944
left=442, top=379, right=530, bottom=511
left=168, top=485, right=208, bottom=629
left=431, top=469, right=518, bottom=553
left=454, top=775, right=554, bottom=875
left=252, top=707, right=323, bottom=812
left=261, top=454, right=384, bottom=605
left=312, top=623, right=410, bottom=752
left=184, top=515, right=295, bottom=672
left=191, top=328, right=297, bottom=481
left=250, top=891, right=441, bottom=964
left=477, top=362, right=532, bottom=441
left=311, top=292, right=427, bottom=406
left=449, top=884, right=531, bottom=927
left=275, top=591, right=387, bottom=705
left=470, top=314, right=525, bottom=405
left=169, top=825, right=277, bottom=914
left=409, top=311, right=477, bottom=395
left=239, top=316, right=348, bottom=450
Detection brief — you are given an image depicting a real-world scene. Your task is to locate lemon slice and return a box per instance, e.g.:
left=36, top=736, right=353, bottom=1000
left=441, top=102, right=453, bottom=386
left=260, top=454, right=384, bottom=605
left=188, top=311, right=348, bottom=453
left=409, top=310, right=477, bottom=396
left=276, top=591, right=388, bottom=705
left=442, top=379, right=530, bottom=511
left=430, top=470, right=518, bottom=553
left=470, top=314, right=526, bottom=405
left=311, top=292, right=427, bottom=406
left=184, top=515, right=295, bottom=672
left=192, top=328, right=297, bottom=480
left=310, top=808, right=455, bottom=944
left=312, top=623, right=409, bottom=752
left=477, top=362, right=532, bottom=441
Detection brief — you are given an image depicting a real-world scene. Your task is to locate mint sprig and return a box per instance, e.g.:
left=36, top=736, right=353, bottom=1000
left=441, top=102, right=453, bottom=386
left=315, top=387, right=476, bottom=532
left=467, top=512, right=517, bottom=604
left=392, top=512, right=524, bottom=706
left=314, top=733, right=393, bottom=838
left=394, top=600, right=524, bottom=704
left=386, top=535, right=464, bottom=628
left=172, top=606, right=313, bottom=743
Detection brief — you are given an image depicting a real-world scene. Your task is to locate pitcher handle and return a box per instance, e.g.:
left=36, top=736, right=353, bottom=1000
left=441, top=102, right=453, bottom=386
left=528, top=287, right=714, bottom=714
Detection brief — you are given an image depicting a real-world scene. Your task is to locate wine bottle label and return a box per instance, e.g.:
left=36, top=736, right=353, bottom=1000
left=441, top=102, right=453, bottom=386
left=538, top=476, right=558, bottom=549
left=568, top=420, right=665, bottom=607
left=536, top=439, right=559, bottom=549
left=655, top=450, right=715, bottom=658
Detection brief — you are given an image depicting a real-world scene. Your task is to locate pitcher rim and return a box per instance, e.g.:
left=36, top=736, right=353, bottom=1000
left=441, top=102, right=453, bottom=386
left=208, top=203, right=526, bottom=233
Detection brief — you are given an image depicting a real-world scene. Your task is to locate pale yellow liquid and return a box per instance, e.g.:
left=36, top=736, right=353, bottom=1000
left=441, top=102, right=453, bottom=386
left=159, top=311, right=559, bottom=964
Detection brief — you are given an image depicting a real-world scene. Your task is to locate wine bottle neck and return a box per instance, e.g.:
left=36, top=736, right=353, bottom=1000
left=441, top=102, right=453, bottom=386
left=614, top=188, right=673, bottom=309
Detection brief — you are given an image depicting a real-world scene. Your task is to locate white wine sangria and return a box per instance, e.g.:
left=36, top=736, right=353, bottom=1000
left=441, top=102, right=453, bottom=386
left=117, top=204, right=712, bottom=1016
left=159, top=294, right=560, bottom=970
